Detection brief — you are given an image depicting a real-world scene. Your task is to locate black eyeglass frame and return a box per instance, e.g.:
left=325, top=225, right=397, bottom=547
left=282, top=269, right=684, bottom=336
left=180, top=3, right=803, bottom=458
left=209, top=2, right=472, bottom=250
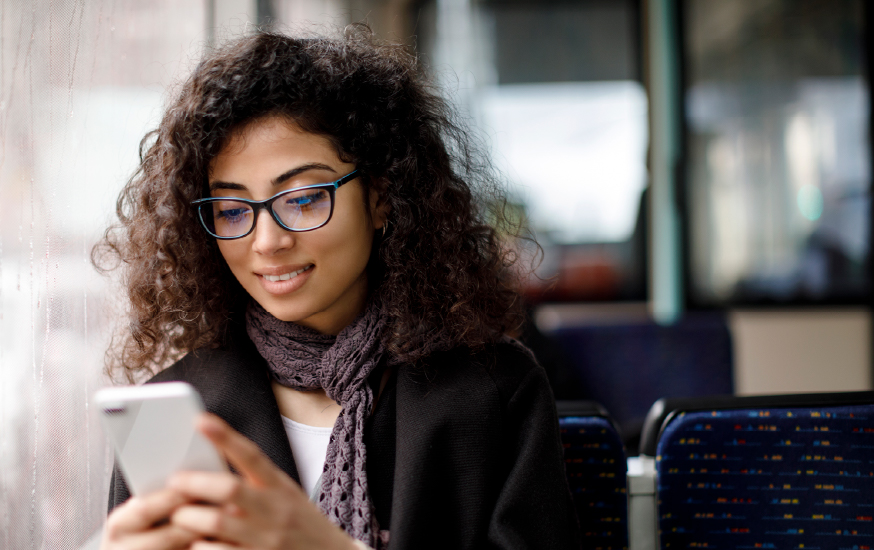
left=191, top=170, right=360, bottom=240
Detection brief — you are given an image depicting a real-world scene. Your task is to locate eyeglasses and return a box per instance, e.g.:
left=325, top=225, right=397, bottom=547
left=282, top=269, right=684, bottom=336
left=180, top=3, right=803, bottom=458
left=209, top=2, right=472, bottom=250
left=191, top=170, right=359, bottom=239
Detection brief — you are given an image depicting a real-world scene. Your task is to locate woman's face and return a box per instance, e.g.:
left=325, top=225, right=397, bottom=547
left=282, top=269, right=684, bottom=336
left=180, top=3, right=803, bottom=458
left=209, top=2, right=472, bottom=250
left=209, top=117, right=384, bottom=335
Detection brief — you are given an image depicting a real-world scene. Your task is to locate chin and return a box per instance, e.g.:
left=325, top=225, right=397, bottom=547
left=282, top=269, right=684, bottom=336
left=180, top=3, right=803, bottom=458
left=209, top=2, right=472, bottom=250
left=259, top=302, right=316, bottom=324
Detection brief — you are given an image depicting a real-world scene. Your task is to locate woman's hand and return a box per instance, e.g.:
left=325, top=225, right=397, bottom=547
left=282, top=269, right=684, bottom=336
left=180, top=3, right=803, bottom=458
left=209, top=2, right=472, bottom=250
left=167, top=413, right=358, bottom=550
left=100, top=488, right=198, bottom=550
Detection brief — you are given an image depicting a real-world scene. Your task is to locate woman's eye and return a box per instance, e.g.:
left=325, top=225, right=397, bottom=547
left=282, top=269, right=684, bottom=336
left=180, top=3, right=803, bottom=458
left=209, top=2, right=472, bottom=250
left=289, top=196, right=312, bottom=207
left=286, top=191, right=325, bottom=208
left=217, top=207, right=250, bottom=221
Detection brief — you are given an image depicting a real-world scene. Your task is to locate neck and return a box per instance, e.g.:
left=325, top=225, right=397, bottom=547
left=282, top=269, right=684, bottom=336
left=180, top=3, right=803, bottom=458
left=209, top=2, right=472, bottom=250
left=272, top=382, right=341, bottom=428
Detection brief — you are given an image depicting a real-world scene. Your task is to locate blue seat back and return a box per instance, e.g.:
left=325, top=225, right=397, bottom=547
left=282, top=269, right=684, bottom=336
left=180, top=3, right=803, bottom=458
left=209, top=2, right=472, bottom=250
left=548, top=313, right=733, bottom=440
left=655, top=402, right=874, bottom=549
left=559, top=404, right=629, bottom=549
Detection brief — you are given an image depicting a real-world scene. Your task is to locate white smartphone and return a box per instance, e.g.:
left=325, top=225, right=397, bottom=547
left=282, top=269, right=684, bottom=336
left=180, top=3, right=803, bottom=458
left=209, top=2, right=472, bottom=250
left=95, top=381, right=227, bottom=496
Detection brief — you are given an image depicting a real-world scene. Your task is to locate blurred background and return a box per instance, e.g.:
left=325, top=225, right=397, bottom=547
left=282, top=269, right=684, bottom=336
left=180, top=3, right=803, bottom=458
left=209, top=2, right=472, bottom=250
left=0, top=0, right=871, bottom=547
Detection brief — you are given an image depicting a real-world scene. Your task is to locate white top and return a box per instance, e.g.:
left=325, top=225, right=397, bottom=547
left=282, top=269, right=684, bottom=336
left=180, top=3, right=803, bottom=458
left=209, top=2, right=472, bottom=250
left=280, top=415, right=333, bottom=498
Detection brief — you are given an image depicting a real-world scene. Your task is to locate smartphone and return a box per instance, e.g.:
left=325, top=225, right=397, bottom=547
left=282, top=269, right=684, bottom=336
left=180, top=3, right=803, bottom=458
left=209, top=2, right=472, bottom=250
left=95, top=381, right=227, bottom=496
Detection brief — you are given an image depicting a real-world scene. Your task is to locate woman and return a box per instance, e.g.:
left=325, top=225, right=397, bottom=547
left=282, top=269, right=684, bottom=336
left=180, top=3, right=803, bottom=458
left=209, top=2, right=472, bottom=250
left=96, top=26, right=579, bottom=550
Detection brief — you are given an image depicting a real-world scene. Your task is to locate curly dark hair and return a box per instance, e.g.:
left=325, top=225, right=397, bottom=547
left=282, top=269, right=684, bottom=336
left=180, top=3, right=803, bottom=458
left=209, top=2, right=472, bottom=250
left=94, top=25, right=528, bottom=381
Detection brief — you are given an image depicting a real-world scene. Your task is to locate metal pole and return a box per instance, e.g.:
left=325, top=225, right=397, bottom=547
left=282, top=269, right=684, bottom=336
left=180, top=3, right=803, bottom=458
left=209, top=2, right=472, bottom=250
left=647, top=0, right=682, bottom=325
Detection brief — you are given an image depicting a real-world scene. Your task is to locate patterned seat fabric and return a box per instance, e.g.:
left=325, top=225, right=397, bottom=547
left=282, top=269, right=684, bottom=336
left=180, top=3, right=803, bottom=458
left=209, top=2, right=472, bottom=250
left=656, top=404, right=874, bottom=549
left=561, top=415, right=629, bottom=550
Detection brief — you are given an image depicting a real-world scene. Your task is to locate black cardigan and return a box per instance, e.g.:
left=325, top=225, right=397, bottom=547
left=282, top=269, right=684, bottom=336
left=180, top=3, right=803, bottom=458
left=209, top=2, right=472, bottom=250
left=109, top=332, right=580, bottom=549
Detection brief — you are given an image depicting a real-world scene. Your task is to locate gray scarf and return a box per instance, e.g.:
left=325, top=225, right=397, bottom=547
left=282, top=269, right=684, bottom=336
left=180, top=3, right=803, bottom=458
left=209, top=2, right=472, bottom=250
left=245, top=300, right=388, bottom=548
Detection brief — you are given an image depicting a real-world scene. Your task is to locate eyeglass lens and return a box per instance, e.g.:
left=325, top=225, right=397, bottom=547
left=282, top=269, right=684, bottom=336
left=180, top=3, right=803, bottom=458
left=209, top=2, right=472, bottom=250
left=202, top=187, right=333, bottom=238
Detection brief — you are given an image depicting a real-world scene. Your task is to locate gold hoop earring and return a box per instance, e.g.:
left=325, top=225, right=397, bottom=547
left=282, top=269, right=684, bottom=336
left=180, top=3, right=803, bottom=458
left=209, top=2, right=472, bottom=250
left=382, top=222, right=389, bottom=238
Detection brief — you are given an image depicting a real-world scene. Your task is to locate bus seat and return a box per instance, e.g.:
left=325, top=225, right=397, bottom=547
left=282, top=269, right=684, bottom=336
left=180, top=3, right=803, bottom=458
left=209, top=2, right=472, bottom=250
left=640, top=391, right=874, bottom=550
left=558, top=400, right=629, bottom=550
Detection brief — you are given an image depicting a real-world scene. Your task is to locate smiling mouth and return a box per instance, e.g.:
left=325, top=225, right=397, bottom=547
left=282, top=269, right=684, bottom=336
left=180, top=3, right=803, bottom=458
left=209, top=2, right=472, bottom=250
left=262, top=265, right=313, bottom=282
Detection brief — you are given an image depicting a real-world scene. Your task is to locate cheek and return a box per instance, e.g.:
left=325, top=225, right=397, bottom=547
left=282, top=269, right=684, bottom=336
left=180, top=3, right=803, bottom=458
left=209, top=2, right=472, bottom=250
left=316, top=221, right=374, bottom=275
left=323, top=198, right=375, bottom=261
left=318, top=227, right=369, bottom=265
left=216, top=241, right=246, bottom=273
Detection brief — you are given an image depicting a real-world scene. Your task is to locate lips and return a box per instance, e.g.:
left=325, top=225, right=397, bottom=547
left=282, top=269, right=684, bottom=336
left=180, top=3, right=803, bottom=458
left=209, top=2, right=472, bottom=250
left=262, top=264, right=312, bottom=282
left=255, top=264, right=314, bottom=295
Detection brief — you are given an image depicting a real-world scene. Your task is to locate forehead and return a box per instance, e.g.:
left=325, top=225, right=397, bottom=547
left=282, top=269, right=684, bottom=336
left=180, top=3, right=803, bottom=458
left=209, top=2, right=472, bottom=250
left=209, top=116, right=340, bottom=176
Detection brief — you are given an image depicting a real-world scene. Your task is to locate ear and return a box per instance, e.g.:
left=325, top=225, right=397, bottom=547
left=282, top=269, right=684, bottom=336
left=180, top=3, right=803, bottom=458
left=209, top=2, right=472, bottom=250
left=369, top=186, right=391, bottom=231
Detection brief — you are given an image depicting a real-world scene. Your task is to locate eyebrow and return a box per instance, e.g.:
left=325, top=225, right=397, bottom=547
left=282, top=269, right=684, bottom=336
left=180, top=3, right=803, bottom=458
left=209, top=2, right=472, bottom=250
left=208, top=163, right=338, bottom=192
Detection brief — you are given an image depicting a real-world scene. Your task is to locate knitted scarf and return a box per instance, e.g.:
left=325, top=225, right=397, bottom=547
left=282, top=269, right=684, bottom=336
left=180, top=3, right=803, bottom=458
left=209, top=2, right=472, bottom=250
left=245, top=300, right=388, bottom=548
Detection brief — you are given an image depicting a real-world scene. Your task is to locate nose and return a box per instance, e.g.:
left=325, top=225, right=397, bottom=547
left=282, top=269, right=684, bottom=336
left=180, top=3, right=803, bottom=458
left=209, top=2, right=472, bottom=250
left=251, top=209, right=295, bottom=256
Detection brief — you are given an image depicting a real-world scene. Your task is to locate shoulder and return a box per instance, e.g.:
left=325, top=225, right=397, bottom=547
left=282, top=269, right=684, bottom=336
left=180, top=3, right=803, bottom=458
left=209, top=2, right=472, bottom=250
left=149, top=341, right=257, bottom=385
left=149, top=325, right=265, bottom=384
left=419, top=338, right=545, bottom=393
left=396, top=339, right=552, bottom=424
left=146, top=337, right=273, bottom=419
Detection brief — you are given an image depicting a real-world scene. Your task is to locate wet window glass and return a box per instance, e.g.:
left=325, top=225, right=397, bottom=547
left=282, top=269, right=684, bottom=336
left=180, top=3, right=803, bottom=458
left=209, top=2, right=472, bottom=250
left=0, top=2, right=207, bottom=546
